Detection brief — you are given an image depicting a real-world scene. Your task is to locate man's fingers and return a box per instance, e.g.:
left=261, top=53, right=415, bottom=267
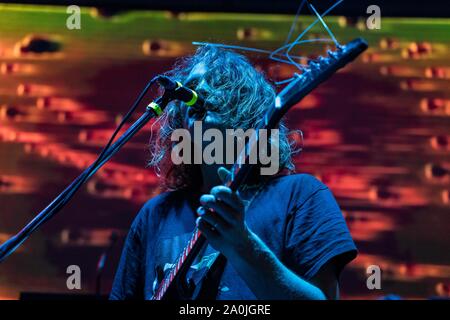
left=199, top=195, right=240, bottom=224
left=217, top=167, right=231, bottom=184
left=196, top=216, right=219, bottom=241
left=209, top=186, right=245, bottom=212
left=196, top=206, right=230, bottom=233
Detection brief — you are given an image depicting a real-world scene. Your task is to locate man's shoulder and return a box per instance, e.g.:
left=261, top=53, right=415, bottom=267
left=133, top=189, right=186, bottom=225
left=270, top=173, right=328, bottom=193
left=141, top=190, right=180, bottom=211
left=264, top=173, right=331, bottom=209
left=141, top=190, right=185, bottom=211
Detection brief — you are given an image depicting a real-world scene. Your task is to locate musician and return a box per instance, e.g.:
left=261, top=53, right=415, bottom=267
left=110, top=46, right=357, bottom=300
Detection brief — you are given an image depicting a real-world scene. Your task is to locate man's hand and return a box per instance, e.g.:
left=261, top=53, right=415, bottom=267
left=196, top=167, right=252, bottom=259
left=195, top=168, right=334, bottom=300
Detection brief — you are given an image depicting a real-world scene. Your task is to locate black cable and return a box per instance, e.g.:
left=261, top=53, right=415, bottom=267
left=52, top=75, right=161, bottom=211
left=0, top=75, right=162, bottom=262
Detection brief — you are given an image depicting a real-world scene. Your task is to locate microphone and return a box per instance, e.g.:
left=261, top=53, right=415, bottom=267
left=157, top=75, right=204, bottom=109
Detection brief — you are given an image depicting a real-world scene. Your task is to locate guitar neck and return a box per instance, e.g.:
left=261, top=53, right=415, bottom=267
left=152, top=228, right=205, bottom=300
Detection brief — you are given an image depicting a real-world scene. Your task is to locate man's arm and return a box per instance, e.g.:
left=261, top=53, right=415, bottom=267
left=219, top=226, right=337, bottom=300
left=196, top=169, right=339, bottom=300
left=110, top=219, right=145, bottom=300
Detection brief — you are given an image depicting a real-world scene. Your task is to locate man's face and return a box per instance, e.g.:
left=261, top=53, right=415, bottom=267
left=180, top=62, right=231, bottom=165
left=181, top=62, right=226, bottom=135
left=173, top=61, right=280, bottom=175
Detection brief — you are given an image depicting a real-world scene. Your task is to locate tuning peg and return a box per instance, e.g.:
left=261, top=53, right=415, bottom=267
left=317, top=56, right=328, bottom=65
left=308, top=60, right=320, bottom=72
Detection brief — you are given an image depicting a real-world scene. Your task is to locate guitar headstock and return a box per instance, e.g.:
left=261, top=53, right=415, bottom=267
left=276, top=38, right=368, bottom=112
left=227, top=38, right=368, bottom=189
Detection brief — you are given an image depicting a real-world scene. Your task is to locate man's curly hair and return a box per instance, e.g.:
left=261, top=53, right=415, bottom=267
left=148, top=45, right=298, bottom=190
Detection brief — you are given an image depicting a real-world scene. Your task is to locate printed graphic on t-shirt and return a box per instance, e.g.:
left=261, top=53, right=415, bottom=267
left=152, top=233, right=223, bottom=296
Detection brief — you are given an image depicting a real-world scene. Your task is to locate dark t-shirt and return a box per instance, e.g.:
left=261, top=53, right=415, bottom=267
left=109, top=173, right=357, bottom=300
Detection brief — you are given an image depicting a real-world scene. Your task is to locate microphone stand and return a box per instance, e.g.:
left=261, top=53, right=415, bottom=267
left=0, top=94, right=171, bottom=263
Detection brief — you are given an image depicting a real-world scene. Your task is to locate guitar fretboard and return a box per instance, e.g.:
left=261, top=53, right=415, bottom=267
left=152, top=228, right=203, bottom=300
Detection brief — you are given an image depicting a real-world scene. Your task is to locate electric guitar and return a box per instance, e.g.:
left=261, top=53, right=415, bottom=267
left=152, top=38, right=368, bottom=300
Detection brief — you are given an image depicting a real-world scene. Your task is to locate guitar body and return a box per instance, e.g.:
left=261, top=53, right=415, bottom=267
left=157, top=246, right=227, bottom=300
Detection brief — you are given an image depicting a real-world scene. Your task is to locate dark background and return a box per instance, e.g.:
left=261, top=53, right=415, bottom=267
left=0, top=1, right=449, bottom=299
left=1, top=0, right=450, bottom=17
